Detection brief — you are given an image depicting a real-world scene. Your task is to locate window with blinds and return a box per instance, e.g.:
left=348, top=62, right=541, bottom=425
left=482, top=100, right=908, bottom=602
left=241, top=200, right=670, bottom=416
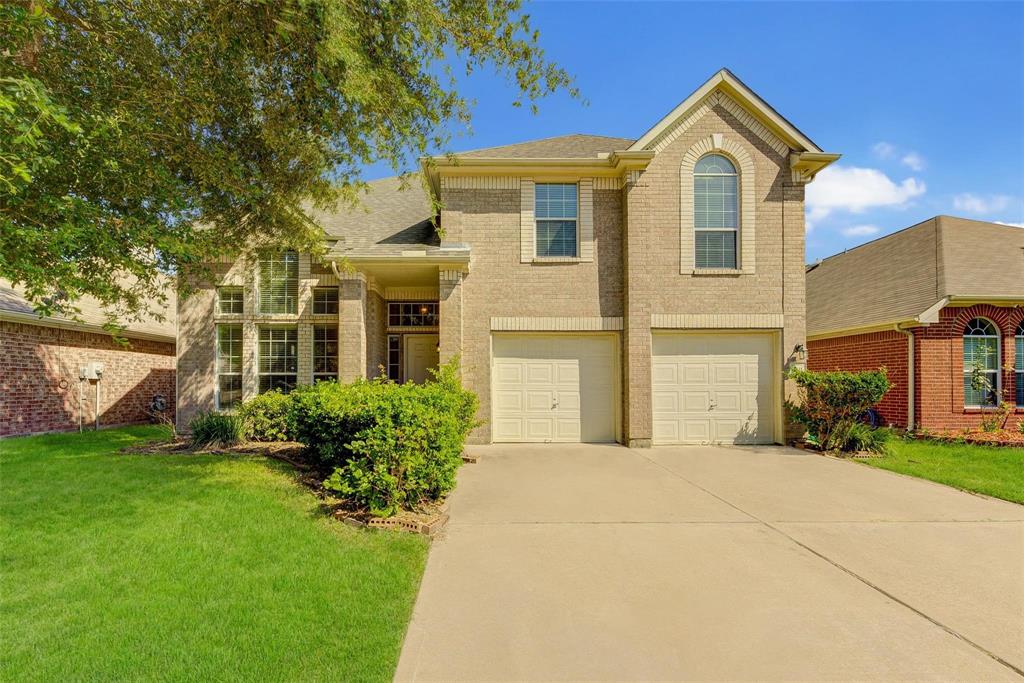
left=258, top=251, right=298, bottom=314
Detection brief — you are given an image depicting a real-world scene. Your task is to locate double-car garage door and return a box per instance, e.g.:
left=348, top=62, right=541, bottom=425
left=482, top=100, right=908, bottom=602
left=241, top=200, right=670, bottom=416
left=491, top=331, right=776, bottom=445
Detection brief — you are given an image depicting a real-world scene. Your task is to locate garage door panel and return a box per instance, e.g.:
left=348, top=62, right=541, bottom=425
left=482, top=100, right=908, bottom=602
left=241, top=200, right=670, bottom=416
left=652, top=333, right=774, bottom=445
left=493, top=335, right=617, bottom=443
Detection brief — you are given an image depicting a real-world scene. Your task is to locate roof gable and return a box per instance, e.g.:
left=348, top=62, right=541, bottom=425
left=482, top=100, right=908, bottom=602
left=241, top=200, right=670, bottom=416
left=628, top=69, right=824, bottom=155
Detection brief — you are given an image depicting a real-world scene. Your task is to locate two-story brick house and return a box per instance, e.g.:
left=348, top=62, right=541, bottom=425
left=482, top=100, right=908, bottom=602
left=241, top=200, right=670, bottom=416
left=177, top=69, right=838, bottom=445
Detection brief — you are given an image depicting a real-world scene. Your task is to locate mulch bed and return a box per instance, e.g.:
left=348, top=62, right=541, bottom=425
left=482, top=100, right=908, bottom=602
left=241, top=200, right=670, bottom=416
left=920, top=429, right=1024, bottom=448
left=121, top=437, right=452, bottom=536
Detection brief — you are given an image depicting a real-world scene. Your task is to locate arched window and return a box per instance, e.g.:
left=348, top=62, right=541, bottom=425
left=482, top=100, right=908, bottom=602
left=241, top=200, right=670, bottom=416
left=694, top=154, right=738, bottom=269
left=963, top=318, right=1000, bottom=407
left=1016, top=322, right=1024, bottom=407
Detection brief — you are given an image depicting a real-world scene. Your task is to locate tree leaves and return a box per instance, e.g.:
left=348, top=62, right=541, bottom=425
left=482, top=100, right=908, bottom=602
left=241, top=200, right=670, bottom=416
left=0, top=0, right=575, bottom=325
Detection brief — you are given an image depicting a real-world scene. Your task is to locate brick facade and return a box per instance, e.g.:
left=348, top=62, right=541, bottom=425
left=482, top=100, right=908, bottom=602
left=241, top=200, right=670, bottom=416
left=0, top=321, right=176, bottom=437
left=808, top=330, right=910, bottom=427
left=808, top=304, right=1024, bottom=431
left=177, top=86, right=816, bottom=445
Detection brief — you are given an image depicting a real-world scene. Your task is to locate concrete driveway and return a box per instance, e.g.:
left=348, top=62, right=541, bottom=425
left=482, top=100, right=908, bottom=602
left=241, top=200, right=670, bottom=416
left=395, top=444, right=1024, bottom=682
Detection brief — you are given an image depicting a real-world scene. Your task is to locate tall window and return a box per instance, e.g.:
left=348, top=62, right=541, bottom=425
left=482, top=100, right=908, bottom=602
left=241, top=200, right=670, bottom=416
left=694, top=154, right=738, bottom=269
left=387, top=335, right=401, bottom=381
left=258, top=251, right=298, bottom=314
left=535, top=183, right=578, bottom=257
left=313, top=325, right=339, bottom=383
left=963, top=318, right=1000, bottom=407
left=1016, top=322, right=1023, bottom=407
left=258, top=327, right=297, bottom=393
left=313, top=286, right=338, bottom=315
left=216, top=325, right=242, bottom=410
left=218, top=287, right=243, bottom=314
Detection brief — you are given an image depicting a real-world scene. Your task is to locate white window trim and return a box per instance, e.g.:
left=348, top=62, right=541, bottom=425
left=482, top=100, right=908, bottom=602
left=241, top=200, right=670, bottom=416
left=257, top=251, right=299, bottom=315
left=963, top=318, right=1000, bottom=408
left=215, top=324, right=242, bottom=410
left=521, top=178, right=594, bottom=263
left=679, top=135, right=756, bottom=275
left=257, top=325, right=299, bottom=393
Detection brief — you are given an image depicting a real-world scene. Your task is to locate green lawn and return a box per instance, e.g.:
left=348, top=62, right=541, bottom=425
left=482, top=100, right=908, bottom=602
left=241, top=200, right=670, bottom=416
left=0, top=426, right=428, bottom=682
left=863, top=438, right=1024, bottom=505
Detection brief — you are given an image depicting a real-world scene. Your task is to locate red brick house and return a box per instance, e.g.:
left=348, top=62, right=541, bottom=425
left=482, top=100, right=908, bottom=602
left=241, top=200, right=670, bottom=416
left=0, top=281, right=176, bottom=437
left=806, top=216, right=1024, bottom=430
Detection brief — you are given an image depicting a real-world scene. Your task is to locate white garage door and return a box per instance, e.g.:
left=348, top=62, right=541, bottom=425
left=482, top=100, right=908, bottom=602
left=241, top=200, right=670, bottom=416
left=652, top=332, right=775, bottom=445
left=492, top=334, right=617, bottom=443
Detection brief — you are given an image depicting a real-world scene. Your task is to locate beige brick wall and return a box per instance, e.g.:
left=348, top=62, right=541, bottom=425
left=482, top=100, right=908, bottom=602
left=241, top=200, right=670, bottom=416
left=176, top=253, right=341, bottom=429
left=448, top=98, right=807, bottom=444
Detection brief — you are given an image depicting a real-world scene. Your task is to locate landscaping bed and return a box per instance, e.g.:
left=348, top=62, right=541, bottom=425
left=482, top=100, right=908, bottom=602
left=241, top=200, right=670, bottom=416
left=921, top=428, right=1024, bottom=448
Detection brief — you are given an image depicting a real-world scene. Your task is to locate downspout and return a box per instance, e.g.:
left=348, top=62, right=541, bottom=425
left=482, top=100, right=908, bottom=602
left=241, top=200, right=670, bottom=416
left=895, top=325, right=915, bottom=430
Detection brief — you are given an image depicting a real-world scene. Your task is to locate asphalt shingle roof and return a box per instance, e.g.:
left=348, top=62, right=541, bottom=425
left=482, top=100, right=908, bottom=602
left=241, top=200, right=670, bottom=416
left=454, top=134, right=635, bottom=159
left=806, top=216, right=1024, bottom=336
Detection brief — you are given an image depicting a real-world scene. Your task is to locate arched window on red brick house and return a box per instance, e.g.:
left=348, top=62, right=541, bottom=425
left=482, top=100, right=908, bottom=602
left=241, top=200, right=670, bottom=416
left=963, top=318, right=1000, bottom=408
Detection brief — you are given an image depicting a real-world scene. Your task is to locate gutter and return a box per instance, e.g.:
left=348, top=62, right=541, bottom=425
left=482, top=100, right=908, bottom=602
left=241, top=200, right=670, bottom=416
left=0, top=309, right=176, bottom=344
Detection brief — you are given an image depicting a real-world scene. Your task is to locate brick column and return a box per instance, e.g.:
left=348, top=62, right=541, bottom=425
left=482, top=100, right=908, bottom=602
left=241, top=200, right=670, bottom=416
left=296, top=322, right=313, bottom=386
left=622, top=170, right=652, bottom=447
left=242, top=320, right=259, bottom=400
left=439, top=269, right=464, bottom=371
left=338, top=274, right=367, bottom=382
left=782, top=175, right=808, bottom=443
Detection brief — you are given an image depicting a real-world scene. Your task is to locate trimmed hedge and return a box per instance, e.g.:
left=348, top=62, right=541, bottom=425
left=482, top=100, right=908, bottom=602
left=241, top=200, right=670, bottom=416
left=237, top=390, right=294, bottom=442
left=787, top=367, right=891, bottom=452
left=290, top=359, right=479, bottom=517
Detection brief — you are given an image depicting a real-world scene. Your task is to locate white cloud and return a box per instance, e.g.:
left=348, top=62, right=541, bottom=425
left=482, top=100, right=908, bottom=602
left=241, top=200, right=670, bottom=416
left=871, top=142, right=896, bottom=159
left=806, top=165, right=926, bottom=228
left=901, top=152, right=925, bottom=171
left=953, top=193, right=1012, bottom=214
left=840, top=225, right=880, bottom=237
left=995, top=221, right=1024, bottom=228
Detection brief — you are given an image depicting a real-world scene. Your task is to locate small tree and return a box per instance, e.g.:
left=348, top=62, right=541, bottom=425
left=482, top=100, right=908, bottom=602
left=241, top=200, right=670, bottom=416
left=787, top=367, right=890, bottom=451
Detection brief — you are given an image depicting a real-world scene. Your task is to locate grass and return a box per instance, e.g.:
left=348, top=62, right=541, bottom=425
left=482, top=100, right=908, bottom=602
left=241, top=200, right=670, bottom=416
left=0, top=426, right=429, bottom=682
left=863, top=437, right=1024, bottom=505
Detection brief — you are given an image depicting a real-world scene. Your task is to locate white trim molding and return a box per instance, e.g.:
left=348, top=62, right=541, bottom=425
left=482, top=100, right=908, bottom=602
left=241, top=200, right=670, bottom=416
left=679, top=134, right=756, bottom=275
left=490, top=316, right=623, bottom=331
left=652, top=313, right=783, bottom=329
left=579, top=178, right=594, bottom=262
left=441, top=176, right=520, bottom=190
left=384, top=286, right=440, bottom=301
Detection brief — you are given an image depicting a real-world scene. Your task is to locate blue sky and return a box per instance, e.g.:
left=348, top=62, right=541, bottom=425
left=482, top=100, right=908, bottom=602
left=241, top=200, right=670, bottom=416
left=363, top=1, right=1024, bottom=262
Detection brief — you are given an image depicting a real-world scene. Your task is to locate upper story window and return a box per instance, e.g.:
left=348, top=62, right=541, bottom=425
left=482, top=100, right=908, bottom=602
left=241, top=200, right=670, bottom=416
left=388, top=302, right=438, bottom=327
left=258, top=251, right=298, bottom=314
left=1016, top=322, right=1023, bottom=407
left=218, top=287, right=243, bottom=314
left=963, top=318, right=999, bottom=408
left=313, top=286, right=338, bottom=315
left=694, top=154, right=738, bottom=269
left=535, top=183, right=578, bottom=258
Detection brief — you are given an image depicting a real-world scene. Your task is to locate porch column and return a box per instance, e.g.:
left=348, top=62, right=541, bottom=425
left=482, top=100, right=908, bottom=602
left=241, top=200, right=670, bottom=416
left=622, top=170, right=652, bottom=447
left=438, top=269, right=464, bottom=371
left=338, top=273, right=367, bottom=382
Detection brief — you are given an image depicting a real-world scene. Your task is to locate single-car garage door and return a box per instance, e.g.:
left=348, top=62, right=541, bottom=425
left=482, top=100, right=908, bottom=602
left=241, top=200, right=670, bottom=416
left=492, top=334, right=617, bottom=443
left=652, top=332, right=776, bottom=445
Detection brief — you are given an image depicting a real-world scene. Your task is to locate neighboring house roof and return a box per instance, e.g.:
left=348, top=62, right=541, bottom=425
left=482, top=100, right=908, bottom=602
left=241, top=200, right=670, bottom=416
left=454, top=134, right=635, bottom=159
left=0, top=279, right=176, bottom=342
left=314, top=176, right=442, bottom=258
left=806, top=216, right=1024, bottom=338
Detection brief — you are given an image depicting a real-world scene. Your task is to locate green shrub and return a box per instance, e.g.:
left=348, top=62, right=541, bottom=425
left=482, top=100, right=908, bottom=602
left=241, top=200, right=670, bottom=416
left=237, top=390, right=294, bottom=441
left=190, top=411, right=244, bottom=447
left=832, top=422, right=894, bottom=455
left=786, top=367, right=890, bottom=452
left=290, top=359, right=480, bottom=516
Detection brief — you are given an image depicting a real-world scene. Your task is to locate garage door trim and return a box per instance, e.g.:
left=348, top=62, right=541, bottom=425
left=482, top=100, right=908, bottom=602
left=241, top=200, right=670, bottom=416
left=650, top=329, right=782, bottom=445
left=490, top=332, right=621, bottom=444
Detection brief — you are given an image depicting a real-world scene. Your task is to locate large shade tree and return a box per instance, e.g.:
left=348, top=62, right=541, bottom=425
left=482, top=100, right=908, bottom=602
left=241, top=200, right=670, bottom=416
left=0, top=0, right=575, bottom=325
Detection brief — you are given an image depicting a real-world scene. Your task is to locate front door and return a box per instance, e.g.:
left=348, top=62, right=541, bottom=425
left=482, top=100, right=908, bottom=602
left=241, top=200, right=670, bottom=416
left=404, top=334, right=440, bottom=384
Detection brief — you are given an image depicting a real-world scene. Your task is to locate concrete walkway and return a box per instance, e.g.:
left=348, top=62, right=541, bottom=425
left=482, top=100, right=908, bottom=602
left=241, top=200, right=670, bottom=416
left=395, top=444, right=1024, bottom=681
